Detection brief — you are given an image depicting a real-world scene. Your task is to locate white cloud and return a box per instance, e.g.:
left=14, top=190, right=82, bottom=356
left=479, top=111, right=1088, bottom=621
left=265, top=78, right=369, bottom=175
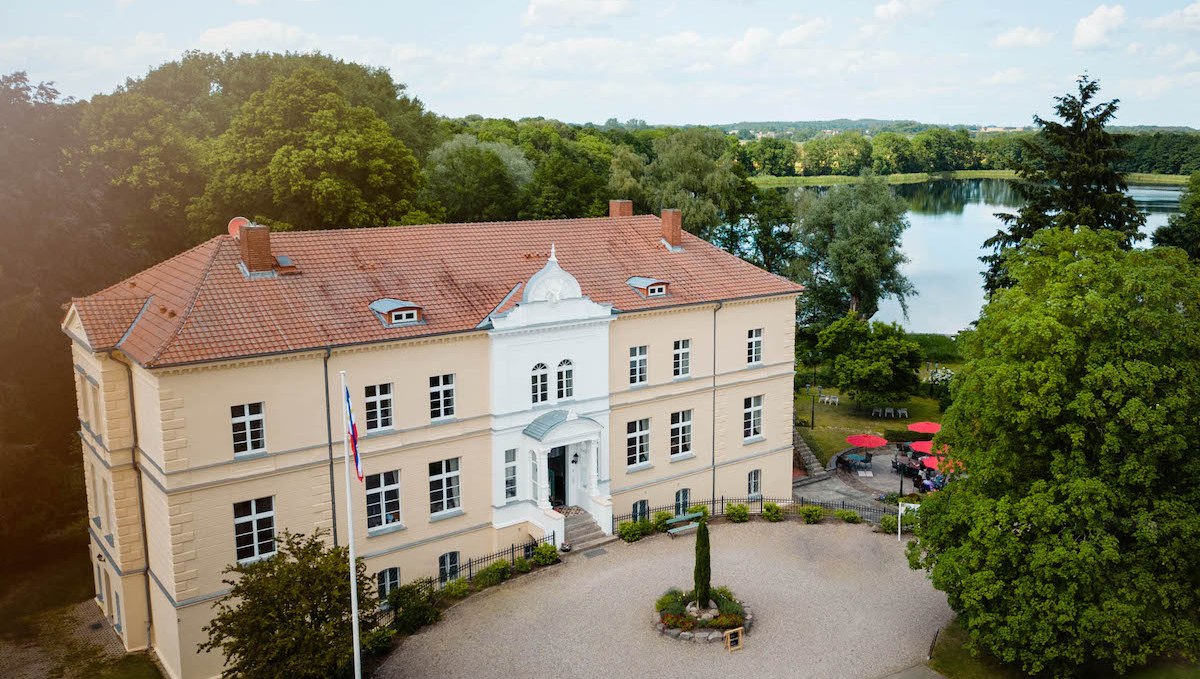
left=990, top=26, right=1052, bottom=48
left=1121, top=72, right=1200, bottom=99
left=1153, top=43, right=1200, bottom=67
left=985, top=67, right=1026, bottom=85
left=727, top=27, right=772, bottom=65
left=873, top=0, right=941, bottom=21
left=1126, top=41, right=1143, bottom=54
left=777, top=16, right=831, bottom=47
left=521, top=0, right=631, bottom=28
left=1143, top=1, right=1200, bottom=31
left=1073, top=4, right=1125, bottom=50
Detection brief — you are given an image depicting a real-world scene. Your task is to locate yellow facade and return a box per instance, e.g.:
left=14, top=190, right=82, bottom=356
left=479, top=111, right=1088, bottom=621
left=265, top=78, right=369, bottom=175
left=67, top=293, right=798, bottom=679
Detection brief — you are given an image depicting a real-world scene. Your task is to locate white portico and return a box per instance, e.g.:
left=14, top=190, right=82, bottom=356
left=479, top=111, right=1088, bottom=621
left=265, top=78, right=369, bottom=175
left=486, top=247, right=614, bottom=543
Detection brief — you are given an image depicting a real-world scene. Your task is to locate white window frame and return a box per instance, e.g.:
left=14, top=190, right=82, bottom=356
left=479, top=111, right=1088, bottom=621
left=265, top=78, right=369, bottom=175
left=504, top=448, right=518, bottom=500
left=233, top=496, right=275, bottom=564
left=670, top=409, right=693, bottom=457
left=429, top=374, right=455, bottom=420
left=438, top=551, right=460, bottom=584
left=231, top=402, right=265, bottom=455
left=364, top=383, right=393, bottom=432
left=673, top=339, right=691, bottom=377
left=629, top=346, right=647, bottom=385
left=377, top=567, right=400, bottom=604
left=743, top=395, right=763, bottom=440
left=674, top=488, right=691, bottom=516
left=390, top=309, right=419, bottom=325
left=647, top=283, right=667, bottom=297
left=556, top=359, right=574, bottom=400
left=366, top=469, right=402, bottom=529
left=429, top=458, right=461, bottom=516
left=748, top=469, right=762, bottom=498
left=626, top=418, right=650, bottom=467
left=747, top=328, right=763, bottom=365
left=531, top=363, right=549, bottom=404
left=632, top=500, right=649, bottom=522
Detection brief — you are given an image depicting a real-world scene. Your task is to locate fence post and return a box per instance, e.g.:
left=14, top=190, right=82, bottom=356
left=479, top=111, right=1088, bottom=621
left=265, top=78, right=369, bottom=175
left=759, top=495, right=764, bottom=513
left=841, top=500, right=845, bottom=510
left=468, top=560, right=474, bottom=582
left=721, top=496, right=725, bottom=514
left=510, top=544, right=515, bottom=564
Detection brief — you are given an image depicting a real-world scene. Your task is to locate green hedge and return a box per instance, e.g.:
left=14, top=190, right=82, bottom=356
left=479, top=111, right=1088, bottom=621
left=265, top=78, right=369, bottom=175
left=884, top=429, right=935, bottom=443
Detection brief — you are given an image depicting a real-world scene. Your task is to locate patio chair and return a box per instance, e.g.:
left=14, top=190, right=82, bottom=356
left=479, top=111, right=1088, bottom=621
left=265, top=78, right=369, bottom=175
left=830, top=395, right=840, bottom=406
left=871, top=407, right=882, bottom=417
left=884, top=407, right=895, bottom=418
left=897, top=408, right=908, bottom=418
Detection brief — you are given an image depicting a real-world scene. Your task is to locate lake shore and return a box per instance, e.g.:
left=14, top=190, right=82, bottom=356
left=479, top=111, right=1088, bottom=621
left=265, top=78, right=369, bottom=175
left=752, top=169, right=1190, bottom=188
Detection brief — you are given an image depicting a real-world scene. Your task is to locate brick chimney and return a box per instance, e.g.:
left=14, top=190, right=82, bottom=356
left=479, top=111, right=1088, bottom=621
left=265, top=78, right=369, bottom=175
left=661, top=209, right=682, bottom=249
left=236, top=222, right=274, bottom=274
left=609, top=199, right=634, bottom=218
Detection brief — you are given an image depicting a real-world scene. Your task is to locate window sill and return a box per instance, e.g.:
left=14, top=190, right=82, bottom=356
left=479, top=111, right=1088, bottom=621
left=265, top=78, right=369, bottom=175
left=747, top=361, right=763, bottom=369
left=367, top=523, right=407, bottom=538
left=361, top=427, right=394, bottom=439
left=430, top=508, right=464, bottom=523
left=748, top=493, right=762, bottom=501
left=430, top=416, right=458, bottom=426
left=669, top=452, right=696, bottom=463
left=672, top=374, right=692, bottom=382
left=237, top=552, right=276, bottom=566
left=503, top=497, right=522, bottom=506
left=629, top=382, right=648, bottom=390
left=626, top=462, right=654, bottom=474
left=233, top=450, right=269, bottom=461
left=743, top=435, right=765, bottom=445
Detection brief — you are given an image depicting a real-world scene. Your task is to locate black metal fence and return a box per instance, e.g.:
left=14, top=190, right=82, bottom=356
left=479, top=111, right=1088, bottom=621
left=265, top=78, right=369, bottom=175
left=610, top=496, right=895, bottom=532
left=434, top=530, right=556, bottom=590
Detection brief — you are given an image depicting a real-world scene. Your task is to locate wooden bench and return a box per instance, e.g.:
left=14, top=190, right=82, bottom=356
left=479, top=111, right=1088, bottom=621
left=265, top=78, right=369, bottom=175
left=665, top=512, right=703, bottom=538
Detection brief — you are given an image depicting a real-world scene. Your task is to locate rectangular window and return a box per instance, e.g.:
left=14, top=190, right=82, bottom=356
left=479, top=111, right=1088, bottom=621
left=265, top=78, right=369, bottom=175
left=101, top=478, right=112, bottom=530
left=390, top=309, right=418, bottom=325
left=629, top=346, right=647, bottom=385
left=672, top=339, right=691, bottom=377
left=557, top=360, right=574, bottom=399
left=670, top=410, right=693, bottom=457
left=429, top=458, right=461, bottom=515
left=626, top=418, right=650, bottom=467
left=675, top=488, right=691, bottom=516
left=95, top=565, right=104, bottom=602
left=438, top=552, right=460, bottom=585
left=748, top=469, right=762, bottom=497
left=429, top=374, right=455, bottom=420
left=231, top=402, right=265, bottom=455
left=233, top=496, right=275, bottom=563
left=377, top=567, right=400, bottom=603
left=504, top=449, right=518, bottom=500
left=365, top=470, right=402, bottom=529
left=632, top=500, right=649, bottom=522
left=747, top=328, right=763, bottom=364
left=364, top=383, right=393, bottom=432
left=531, top=364, right=549, bottom=404
left=743, top=395, right=763, bottom=439
left=89, top=382, right=102, bottom=432
left=648, top=283, right=666, bottom=297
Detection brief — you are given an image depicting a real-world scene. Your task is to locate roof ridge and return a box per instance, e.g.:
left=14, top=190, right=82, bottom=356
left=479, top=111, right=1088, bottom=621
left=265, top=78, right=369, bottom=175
left=80, top=236, right=224, bottom=301
left=144, top=237, right=228, bottom=365
left=271, top=214, right=660, bottom=238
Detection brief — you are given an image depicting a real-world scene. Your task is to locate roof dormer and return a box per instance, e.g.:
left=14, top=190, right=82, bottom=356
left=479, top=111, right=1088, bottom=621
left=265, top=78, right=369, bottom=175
left=369, top=299, right=424, bottom=328
left=627, top=276, right=670, bottom=298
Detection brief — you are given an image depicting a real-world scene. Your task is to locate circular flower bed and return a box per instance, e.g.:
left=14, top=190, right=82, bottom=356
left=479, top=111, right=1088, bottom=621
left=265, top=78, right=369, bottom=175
left=654, top=586, right=753, bottom=642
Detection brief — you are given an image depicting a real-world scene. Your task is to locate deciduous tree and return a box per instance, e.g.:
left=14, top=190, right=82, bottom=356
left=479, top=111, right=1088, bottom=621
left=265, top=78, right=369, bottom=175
left=424, top=134, right=533, bottom=222
left=816, top=313, right=921, bottom=406
left=1151, top=171, right=1200, bottom=259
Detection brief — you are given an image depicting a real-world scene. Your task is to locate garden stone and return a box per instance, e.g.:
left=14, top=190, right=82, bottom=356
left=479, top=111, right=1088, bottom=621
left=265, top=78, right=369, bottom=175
left=708, top=631, right=723, bottom=643
left=665, top=628, right=681, bottom=639
left=700, top=612, right=714, bottom=621
left=656, top=622, right=664, bottom=633
left=692, top=631, right=706, bottom=643
left=679, top=631, right=694, bottom=641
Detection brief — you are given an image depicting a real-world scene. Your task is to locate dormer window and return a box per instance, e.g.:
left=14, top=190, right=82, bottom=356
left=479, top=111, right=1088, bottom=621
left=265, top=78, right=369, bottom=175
left=626, top=276, right=670, bottom=299
left=647, top=284, right=667, bottom=297
left=370, top=298, right=424, bottom=328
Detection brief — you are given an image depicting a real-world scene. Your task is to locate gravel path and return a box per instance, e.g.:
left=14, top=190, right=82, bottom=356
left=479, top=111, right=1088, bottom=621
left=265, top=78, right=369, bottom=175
left=375, top=521, right=953, bottom=679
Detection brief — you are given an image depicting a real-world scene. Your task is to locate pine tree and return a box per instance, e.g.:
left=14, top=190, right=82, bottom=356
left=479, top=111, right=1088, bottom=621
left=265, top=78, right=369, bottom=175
left=693, top=518, right=711, bottom=608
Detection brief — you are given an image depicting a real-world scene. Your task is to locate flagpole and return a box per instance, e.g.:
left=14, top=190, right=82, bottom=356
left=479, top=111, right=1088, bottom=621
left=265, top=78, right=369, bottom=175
left=340, top=371, right=363, bottom=679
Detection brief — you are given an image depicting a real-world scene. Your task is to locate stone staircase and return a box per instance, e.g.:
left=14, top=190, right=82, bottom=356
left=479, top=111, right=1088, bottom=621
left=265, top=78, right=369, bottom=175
left=564, top=511, right=613, bottom=552
left=793, top=424, right=831, bottom=487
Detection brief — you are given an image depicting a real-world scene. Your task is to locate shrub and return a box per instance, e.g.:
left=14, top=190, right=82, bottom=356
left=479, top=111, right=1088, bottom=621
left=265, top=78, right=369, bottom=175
left=361, top=626, right=396, bottom=655
left=712, top=587, right=743, bottom=616
left=656, top=588, right=686, bottom=615
left=687, top=504, right=710, bottom=520
left=834, top=509, right=863, bottom=524
left=661, top=613, right=695, bottom=631
left=879, top=514, right=898, bottom=534
left=618, top=520, right=645, bottom=542
left=442, top=578, right=470, bottom=599
left=473, top=559, right=510, bottom=588
left=762, top=502, right=784, bottom=522
left=636, top=518, right=653, bottom=536
left=884, top=429, right=935, bottom=443
left=512, top=556, right=532, bottom=574
left=726, top=504, right=750, bottom=523
left=704, top=613, right=745, bottom=629
left=532, top=542, right=559, bottom=566
left=387, top=577, right=441, bottom=634
left=652, top=511, right=674, bottom=533
left=797, top=505, right=825, bottom=524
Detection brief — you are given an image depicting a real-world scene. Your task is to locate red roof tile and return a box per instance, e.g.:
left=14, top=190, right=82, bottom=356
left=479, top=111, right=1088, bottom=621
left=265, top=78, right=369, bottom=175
left=69, top=215, right=802, bottom=367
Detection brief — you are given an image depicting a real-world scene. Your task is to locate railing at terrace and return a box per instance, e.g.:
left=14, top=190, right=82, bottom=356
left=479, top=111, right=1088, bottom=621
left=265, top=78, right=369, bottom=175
left=433, top=530, right=557, bottom=590
left=610, top=496, right=895, bottom=533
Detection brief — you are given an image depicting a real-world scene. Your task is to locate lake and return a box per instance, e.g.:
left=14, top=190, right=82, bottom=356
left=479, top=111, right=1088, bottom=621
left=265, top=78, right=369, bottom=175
left=850, top=179, right=1186, bottom=334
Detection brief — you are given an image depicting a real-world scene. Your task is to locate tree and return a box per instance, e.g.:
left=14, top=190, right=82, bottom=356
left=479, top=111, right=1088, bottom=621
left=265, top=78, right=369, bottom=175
left=189, top=69, right=422, bottom=234
left=982, top=75, right=1146, bottom=292
left=745, top=137, right=798, bottom=176
left=1151, top=171, right=1200, bottom=259
left=744, top=188, right=797, bottom=276
left=870, top=132, right=920, bottom=174
left=800, top=132, right=872, bottom=176
left=912, top=128, right=976, bottom=172
left=908, top=228, right=1200, bottom=676
left=200, top=530, right=383, bottom=679
left=519, top=139, right=609, bottom=220
left=817, top=313, right=921, bottom=406
left=424, top=134, right=533, bottom=222
left=794, top=173, right=915, bottom=324
left=693, top=518, right=711, bottom=608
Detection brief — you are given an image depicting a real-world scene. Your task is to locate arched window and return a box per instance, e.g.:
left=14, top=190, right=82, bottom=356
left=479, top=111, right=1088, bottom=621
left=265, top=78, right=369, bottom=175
left=747, top=469, right=762, bottom=497
left=531, top=363, right=548, bottom=404
left=557, top=359, right=574, bottom=399
left=632, top=499, right=649, bottom=522
left=674, top=488, right=691, bottom=516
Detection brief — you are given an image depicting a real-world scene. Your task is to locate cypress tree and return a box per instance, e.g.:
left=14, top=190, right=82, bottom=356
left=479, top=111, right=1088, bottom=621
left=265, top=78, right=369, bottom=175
left=693, top=518, right=711, bottom=608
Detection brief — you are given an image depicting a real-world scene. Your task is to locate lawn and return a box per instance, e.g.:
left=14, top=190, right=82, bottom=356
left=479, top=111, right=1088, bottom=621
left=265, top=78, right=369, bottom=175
left=930, top=618, right=1200, bottom=679
left=795, top=387, right=945, bottom=466
left=751, top=169, right=1189, bottom=188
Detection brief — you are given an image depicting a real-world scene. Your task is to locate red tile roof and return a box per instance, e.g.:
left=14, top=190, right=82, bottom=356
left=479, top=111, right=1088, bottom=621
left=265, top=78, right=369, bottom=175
left=68, top=215, right=802, bottom=367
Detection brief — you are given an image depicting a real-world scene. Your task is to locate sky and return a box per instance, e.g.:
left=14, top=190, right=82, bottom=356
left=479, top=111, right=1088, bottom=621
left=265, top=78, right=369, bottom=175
left=2, top=0, right=1198, bottom=127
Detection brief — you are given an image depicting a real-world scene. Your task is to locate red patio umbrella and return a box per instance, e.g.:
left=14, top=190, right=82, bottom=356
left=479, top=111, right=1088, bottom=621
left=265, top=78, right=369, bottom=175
left=907, top=421, right=942, bottom=434
left=910, top=440, right=949, bottom=455
left=846, top=434, right=888, bottom=448
left=920, top=455, right=942, bottom=471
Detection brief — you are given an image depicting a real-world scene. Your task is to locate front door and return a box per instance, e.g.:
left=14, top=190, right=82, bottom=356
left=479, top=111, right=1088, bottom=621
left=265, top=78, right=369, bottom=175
left=547, top=446, right=567, bottom=507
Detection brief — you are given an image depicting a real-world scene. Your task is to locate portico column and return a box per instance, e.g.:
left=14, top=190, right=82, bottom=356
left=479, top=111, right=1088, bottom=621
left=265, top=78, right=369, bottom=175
left=536, top=447, right=551, bottom=509
left=587, top=439, right=600, bottom=493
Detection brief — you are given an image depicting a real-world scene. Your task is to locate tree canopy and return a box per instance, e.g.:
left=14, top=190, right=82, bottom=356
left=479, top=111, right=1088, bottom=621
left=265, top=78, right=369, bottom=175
left=1151, top=171, right=1200, bottom=259
left=982, top=75, right=1146, bottom=292
left=909, top=228, right=1200, bottom=675
left=816, top=313, right=921, bottom=406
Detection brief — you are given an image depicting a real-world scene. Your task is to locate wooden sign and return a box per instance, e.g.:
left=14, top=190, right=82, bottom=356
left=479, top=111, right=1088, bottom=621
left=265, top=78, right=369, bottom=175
left=724, top=627, right=745, bottom=651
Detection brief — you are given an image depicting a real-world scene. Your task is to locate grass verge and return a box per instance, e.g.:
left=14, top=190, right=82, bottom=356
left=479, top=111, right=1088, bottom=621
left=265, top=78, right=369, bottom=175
left=794, top=389, right=944, bottom=465
left=752, top=169, right=1188, bottom=188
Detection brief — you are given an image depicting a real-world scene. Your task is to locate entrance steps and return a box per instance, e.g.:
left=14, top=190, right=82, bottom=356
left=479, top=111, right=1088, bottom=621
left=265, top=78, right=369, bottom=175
left=564, top=512, right=613, bottom=552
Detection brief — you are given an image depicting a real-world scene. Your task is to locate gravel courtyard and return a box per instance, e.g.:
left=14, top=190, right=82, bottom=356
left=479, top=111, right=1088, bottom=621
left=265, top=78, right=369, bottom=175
left=375, top=521, right=953, bottom=679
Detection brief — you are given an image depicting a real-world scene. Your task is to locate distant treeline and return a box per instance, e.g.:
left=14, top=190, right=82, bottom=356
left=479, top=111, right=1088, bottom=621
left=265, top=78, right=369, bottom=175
left=738, top=129, right=1200, bottom=177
